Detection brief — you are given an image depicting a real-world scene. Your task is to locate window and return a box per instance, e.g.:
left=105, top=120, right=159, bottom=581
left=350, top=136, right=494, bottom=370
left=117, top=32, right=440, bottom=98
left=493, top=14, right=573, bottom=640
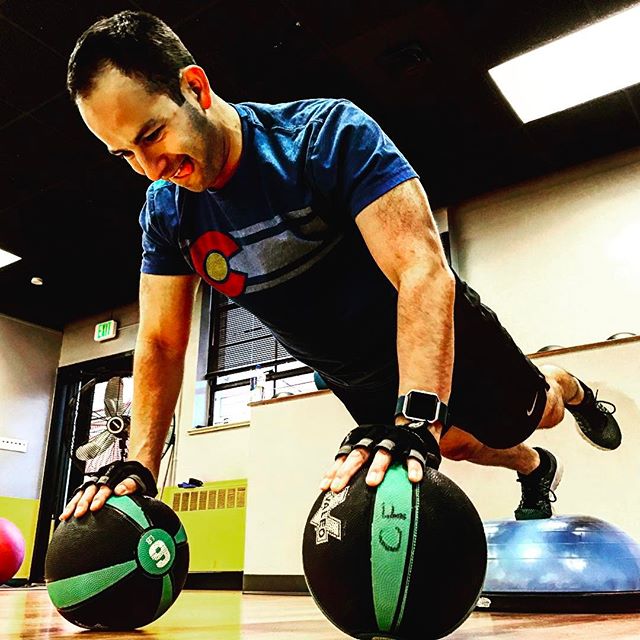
left=205, top=292, right=314, bottom=425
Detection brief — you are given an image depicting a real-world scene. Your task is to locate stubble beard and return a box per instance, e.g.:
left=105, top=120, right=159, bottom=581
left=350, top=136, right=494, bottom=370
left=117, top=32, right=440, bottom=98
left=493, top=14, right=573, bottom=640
left=184, top=102, right=221, bottom=191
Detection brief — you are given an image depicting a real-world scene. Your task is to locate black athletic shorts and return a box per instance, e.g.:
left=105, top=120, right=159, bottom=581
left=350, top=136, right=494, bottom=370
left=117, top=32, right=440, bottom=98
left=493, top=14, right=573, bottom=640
left=327, top=272, right=549, bottom=450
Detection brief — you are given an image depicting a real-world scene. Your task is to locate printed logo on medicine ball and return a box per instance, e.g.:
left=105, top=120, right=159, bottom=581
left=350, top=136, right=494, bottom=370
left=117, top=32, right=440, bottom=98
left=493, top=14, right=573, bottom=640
left=309, top=488, right=349, bottom=545
left=189, top=231, right=247, bottom=297
left=137, top=528, right=176, bottom=576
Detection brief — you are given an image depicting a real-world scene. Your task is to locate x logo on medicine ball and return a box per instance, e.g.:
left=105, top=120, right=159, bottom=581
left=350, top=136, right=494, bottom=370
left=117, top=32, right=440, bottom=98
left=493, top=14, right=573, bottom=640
left=310, top=488, right=349, bottom=544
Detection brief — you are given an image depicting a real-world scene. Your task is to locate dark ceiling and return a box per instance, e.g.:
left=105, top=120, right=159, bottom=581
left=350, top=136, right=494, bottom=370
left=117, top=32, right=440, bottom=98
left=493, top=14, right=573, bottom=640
left=1, top=0, right=639, bottom=330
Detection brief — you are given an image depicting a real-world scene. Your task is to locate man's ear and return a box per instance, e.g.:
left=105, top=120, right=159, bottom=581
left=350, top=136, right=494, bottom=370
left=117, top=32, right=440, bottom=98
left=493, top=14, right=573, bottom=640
left=180, top=65, right=212, bottom=110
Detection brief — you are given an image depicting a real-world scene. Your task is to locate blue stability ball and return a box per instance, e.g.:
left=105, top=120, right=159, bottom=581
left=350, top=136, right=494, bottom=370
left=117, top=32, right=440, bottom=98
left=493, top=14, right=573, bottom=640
left=480, top=515, right=640, bottom=612
left=313, top=371, right=328, bottom=390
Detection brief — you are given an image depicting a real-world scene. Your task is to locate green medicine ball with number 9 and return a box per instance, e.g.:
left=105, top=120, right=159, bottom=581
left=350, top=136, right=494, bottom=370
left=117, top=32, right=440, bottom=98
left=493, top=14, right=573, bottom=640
left=303, top=463, right=487, bottom=639
left=46, top=494, right=189, bottom=630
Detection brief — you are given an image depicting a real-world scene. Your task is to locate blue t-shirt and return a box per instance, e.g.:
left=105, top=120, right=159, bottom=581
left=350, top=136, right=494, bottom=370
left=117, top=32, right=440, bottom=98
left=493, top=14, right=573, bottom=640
left=140, top=98, right=418, bottom=388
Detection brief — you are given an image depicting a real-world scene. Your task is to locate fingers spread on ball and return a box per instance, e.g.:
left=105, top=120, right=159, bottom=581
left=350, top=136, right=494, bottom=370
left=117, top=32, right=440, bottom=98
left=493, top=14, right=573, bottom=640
left=89, top=485, right=113, bottom=512
left=73, top=485, right=98, bottom=519
left=320, top=456, right=346, bottom=491
left=407, top=457, right=424, bottom=483
left=365, top=449, right=392, bottom=487
left=114, top=477, right=140, bottom=495
left=330, top=447, right=370, bottom=493
left=60, top=490, right=84, bottom=521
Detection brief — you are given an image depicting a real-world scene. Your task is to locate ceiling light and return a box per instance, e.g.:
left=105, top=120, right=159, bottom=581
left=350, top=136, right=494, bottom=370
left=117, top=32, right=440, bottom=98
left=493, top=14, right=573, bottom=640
left=0, top=248, right=21, bottom=269
left=31, top=277, right=44, bottom=286
left=489, top=4, right=640, bottom=123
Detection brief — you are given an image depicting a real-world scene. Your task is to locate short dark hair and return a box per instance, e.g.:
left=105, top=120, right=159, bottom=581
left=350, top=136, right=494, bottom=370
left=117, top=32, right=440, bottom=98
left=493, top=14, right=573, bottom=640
left=67, top=11, right=195, bottom=104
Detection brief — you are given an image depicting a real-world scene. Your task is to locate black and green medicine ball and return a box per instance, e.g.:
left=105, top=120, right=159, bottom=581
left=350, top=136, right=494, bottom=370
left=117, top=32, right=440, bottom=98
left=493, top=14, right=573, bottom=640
left=302, top=463, right=487, bottom=640
left=45, top=494, right=189, bottom=630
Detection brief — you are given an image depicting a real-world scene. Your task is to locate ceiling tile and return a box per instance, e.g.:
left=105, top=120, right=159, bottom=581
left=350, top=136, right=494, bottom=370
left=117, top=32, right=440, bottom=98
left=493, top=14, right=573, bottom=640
left=527, top=91, right=640, bottom=171
left=282, top=0, right=429, bottom=48
left=1, top=1, right=137, bottom=56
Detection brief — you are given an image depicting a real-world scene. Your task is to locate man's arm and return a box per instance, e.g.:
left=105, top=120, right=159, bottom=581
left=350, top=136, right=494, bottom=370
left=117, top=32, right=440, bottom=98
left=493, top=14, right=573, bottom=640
left=356, top=177, right=455, bottom=404
left=127, top=272, right=200, bottom=476
left=60, top=272, right=199, bottom=519
left=321, top=177, right=455, bottom=492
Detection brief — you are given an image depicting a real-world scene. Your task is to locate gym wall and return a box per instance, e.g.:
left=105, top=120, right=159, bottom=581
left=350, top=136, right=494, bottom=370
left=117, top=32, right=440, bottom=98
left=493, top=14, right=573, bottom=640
left=0, top=314, right=61, bottom=578
left=59, top=301, right=140, bottom=367
left=450, top=146, right=640, bottom=352
left=0, top=315, right=61, bottom=499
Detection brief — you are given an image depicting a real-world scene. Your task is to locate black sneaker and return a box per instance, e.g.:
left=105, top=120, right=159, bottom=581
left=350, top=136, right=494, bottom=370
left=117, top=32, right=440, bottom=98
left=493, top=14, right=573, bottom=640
left=514, top=448, right=563, bottom=521
left=566, top=378, right=621, bottom=451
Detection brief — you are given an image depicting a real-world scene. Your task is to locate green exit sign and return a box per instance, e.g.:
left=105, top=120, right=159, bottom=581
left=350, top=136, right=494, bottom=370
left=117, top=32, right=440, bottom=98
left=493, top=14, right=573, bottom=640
left=94, top=320, right=118, bottom=342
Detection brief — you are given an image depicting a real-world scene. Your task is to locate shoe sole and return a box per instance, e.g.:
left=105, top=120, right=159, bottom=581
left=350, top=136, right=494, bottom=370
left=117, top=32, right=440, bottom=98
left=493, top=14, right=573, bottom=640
left=513, top=458, right=564, bottom=520
left=567, top=376, right=621, bottom=451
left=574, top=418, right=620, bottom=452
left=549, top=456, right=564, bottom=516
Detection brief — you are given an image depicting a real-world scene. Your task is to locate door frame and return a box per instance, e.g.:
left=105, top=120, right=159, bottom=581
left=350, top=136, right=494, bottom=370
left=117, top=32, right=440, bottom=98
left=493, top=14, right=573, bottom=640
left=29, top=350, right=133, bottom=583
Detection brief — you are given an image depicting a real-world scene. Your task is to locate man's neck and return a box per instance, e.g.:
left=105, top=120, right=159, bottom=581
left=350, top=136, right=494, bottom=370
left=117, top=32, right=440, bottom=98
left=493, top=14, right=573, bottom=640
left=210, top=99, right=242, bottom=189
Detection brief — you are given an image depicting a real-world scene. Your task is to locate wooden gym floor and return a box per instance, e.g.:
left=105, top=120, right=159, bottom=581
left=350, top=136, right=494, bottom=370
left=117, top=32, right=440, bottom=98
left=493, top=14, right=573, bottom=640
left=2, top=587, right=640, bottom=639
left=3, top=587, right=640, bottom=639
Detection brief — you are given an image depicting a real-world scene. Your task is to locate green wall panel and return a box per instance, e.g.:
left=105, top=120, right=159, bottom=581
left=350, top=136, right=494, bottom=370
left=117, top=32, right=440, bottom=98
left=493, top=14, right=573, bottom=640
left=0, top=479, right=248, bottom=581
left=0, top=496, right=40, bottom=579
left=161, top=479, right=247, bottom=572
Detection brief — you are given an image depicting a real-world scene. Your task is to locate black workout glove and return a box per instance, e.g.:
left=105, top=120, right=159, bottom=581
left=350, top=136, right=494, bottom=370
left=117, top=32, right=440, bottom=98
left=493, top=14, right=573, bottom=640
left=73, top=460, right=158, bottom=498
left=335, top=422, right=442, bottom=471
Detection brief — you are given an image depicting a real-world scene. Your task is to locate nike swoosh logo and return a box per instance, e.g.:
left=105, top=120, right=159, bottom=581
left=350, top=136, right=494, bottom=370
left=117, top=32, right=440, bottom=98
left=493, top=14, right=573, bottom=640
left=526, top=392, right=539, bottom=416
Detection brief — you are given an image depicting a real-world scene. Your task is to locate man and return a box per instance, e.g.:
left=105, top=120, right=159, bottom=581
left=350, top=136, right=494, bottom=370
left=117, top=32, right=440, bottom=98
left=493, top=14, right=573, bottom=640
left=60, top=11, right=620, bottom=523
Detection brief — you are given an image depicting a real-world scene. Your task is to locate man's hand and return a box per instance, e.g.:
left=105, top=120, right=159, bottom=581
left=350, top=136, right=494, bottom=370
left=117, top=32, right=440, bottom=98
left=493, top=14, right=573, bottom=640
left=319, top=422, right=441, bottom=493
left=320, top=447, right=424, bottom=494
left=59, top=477, right=140, bottom=521
left=59, top=460, right=158, bottom=520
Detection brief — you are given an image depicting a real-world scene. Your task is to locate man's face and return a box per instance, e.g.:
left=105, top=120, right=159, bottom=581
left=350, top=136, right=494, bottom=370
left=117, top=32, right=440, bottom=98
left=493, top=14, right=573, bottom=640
left=77, top=66, right=221, bottom=191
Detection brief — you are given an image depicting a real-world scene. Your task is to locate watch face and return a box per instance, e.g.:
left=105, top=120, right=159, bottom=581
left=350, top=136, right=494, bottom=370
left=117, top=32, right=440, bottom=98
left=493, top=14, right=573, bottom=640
left=406, top=392, right=437, bottom=420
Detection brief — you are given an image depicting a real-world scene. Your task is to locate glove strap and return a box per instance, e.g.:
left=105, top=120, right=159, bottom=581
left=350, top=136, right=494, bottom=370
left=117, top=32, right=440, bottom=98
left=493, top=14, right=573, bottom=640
left=72, top=460, right=158, bottom=498
left=336, top=423, right=441, bottom=470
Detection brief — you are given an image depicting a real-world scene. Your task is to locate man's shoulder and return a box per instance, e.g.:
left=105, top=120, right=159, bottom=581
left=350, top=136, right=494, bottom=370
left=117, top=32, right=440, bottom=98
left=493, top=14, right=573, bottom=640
left=235, top=98, right=357, bottom=131
left=146, top=179, right=177, bottom=202
left=144, top=180, right=180, bottom=217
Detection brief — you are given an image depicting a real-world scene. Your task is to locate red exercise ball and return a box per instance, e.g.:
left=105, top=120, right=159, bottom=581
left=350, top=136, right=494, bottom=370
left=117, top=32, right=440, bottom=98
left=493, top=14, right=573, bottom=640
left=0, top=517, right=26, bottom=583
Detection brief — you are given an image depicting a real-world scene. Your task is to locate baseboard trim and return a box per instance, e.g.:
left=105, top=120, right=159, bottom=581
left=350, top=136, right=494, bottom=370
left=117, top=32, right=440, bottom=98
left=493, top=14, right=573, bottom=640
left=184, top=572, right=243, bottom=590
left=5, top=579, right=29, bottom=588
left=243, top=574, right=309, bottom=595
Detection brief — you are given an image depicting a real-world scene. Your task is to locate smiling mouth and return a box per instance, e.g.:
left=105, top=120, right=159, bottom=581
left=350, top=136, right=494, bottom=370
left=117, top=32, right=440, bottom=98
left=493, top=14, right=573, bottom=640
left=172, top=156, right=193, bottom=180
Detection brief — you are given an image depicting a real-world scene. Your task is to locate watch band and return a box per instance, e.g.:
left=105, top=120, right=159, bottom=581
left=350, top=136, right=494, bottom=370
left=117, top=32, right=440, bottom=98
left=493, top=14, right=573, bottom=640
left=395, top=391, right=449, bottom=425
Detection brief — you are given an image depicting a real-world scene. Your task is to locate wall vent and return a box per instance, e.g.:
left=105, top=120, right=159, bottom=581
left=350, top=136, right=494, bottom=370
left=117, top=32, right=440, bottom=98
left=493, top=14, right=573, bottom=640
left=172, top=486, right=246, bottom=512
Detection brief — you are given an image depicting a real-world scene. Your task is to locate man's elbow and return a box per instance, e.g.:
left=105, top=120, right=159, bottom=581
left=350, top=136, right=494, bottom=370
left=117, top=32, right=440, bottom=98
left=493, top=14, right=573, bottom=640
left=135, top=326, right=191, bottom=358
left=398, top=256, right=455, bottom=298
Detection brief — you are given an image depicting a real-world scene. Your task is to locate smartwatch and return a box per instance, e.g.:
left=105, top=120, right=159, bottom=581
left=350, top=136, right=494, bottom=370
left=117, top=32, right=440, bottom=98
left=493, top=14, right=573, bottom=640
left=395, top=390, right=448, bottom=425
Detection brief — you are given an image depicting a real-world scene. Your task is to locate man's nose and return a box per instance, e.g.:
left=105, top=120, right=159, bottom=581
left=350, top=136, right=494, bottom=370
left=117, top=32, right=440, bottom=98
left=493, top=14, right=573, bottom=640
left=138, top=151, right=169, bottom=182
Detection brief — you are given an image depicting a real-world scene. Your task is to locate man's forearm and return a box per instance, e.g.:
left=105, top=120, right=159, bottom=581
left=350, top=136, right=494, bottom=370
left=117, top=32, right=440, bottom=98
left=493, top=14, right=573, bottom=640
left=396, top=261, right=455, bottom=428
left=127, top=336, right=187, bottom=477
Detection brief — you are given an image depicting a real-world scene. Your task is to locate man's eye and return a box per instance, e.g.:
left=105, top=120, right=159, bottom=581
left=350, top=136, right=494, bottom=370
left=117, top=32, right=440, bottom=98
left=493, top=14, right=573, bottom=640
left=144, top=128, right=163, bottom=143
